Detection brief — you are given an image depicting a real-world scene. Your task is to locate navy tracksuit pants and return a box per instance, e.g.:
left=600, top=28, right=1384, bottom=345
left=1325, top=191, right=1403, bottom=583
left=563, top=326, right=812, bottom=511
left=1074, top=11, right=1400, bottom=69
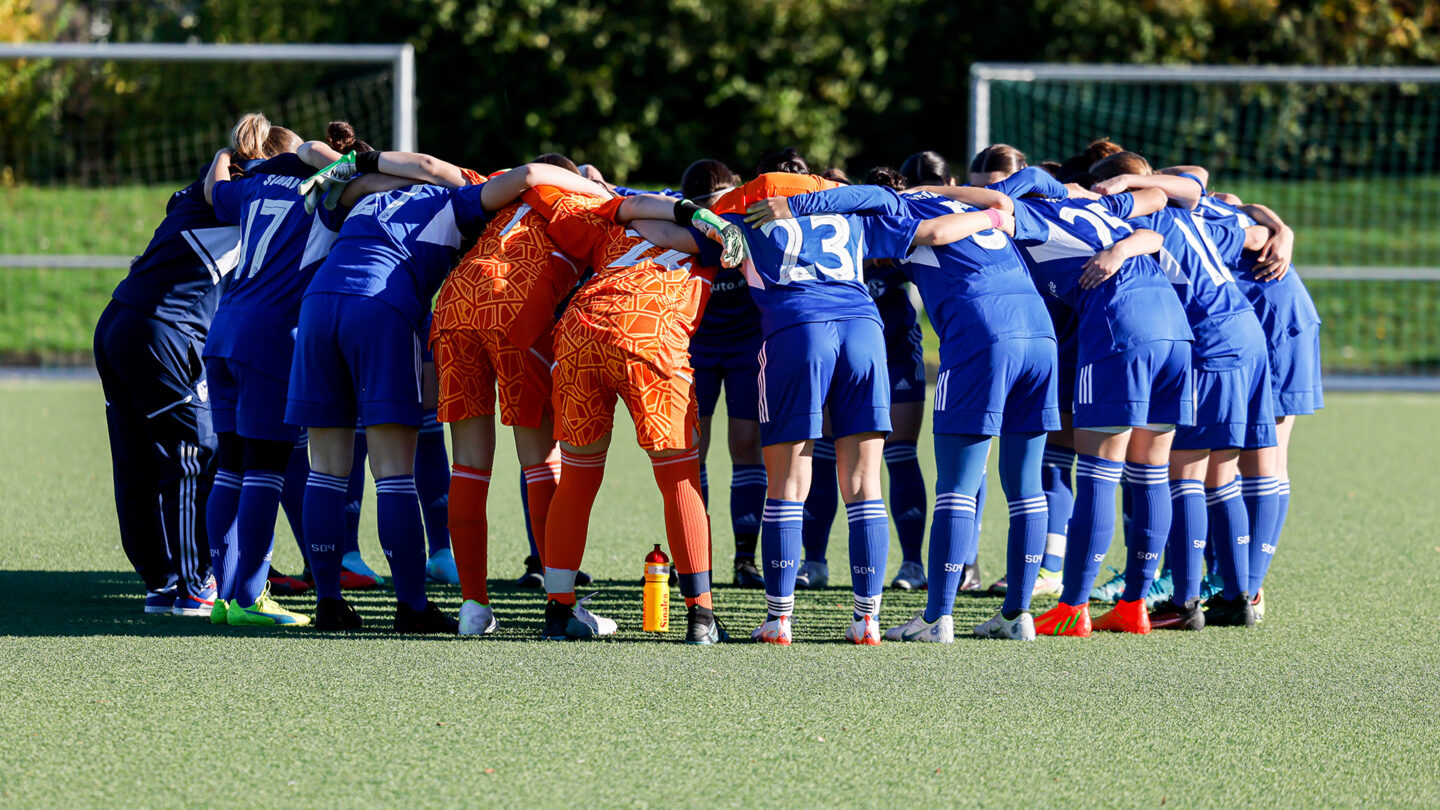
left=93, top=301, right=215, bottom=595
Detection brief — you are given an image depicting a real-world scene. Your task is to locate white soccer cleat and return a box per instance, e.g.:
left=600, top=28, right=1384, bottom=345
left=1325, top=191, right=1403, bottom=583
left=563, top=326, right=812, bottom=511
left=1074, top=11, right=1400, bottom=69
left=1032, top=568, right=1063, bottom=598
left=751, top=614, right=793, bottom=645
left=844, top=614, right=882, bottom=646
left=794, top=560, right=829, bottom=589
left=890, top=560, right=926, bottom=591
left=884, top=610, right=955, bottom=643
left=570, top=594, right=618, bottom=638
left=458, top=600, right=498, bottom=636
left=973, top=610, right=1037, bottom=641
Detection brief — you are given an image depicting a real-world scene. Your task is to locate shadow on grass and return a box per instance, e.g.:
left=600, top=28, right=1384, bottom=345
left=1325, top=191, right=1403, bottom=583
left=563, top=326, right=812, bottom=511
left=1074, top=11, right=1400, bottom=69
left=0, top=570, right=1024, bottom=643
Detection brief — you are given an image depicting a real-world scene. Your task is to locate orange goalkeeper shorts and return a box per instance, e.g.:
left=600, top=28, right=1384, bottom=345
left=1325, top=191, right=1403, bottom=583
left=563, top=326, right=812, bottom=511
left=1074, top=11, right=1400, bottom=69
left=551, top=331, right=697, bottom=452
left=432, top=327, right=554, bottom=428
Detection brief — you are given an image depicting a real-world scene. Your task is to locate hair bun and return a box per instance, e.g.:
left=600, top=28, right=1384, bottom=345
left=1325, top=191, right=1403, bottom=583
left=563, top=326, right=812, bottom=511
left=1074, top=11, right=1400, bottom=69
left=326, top=120, right=357, bottom=153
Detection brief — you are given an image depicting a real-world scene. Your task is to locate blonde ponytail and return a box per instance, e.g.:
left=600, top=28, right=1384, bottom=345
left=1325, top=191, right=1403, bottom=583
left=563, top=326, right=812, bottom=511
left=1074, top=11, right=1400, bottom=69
left=230, top=112, right=272, bottom=161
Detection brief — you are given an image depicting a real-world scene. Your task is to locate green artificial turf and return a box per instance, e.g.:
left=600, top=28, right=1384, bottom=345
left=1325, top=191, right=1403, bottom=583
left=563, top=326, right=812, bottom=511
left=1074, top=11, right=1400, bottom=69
left=0, top=383, right=1437, bottom=808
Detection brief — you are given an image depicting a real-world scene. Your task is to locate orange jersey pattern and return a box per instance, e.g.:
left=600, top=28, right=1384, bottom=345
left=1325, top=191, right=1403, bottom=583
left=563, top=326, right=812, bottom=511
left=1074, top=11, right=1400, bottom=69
left=551, top=329, right=697, bottom=452
left=709, top=172, right=842, bottom=217
left=431, top=199, right=584, bottom=352
left=530, top=188, right=715, bottom=377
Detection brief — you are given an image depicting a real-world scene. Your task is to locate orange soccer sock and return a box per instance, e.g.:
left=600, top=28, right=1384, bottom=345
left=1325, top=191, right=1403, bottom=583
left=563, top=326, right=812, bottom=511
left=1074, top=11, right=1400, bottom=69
left=651, top=447, right=712, bottom=608
left=521, top=459, right=562, bottom=565
left=448, top=464, right=491, bottom=604
left=543, top=450, right=607, bottom=604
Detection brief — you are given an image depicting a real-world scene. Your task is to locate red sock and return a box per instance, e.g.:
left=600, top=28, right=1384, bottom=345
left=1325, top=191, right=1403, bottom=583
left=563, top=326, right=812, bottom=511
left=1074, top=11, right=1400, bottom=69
left=543, top=450, right=606, bottom=604
left=522, top=459, right=561, bottom=566
left=651, top=448, right=712, bottom=608
left=448, top=464, right=491, bottom=604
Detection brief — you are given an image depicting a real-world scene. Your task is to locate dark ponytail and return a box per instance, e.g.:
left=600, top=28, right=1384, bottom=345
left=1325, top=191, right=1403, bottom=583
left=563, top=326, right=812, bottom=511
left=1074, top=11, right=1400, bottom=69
left=326, top=120, right=375, bottom=154
left=900, top=150, right=952, bottom=187
left=756, top=147, right=810, bottom=176
left=863, top=166, right=906, bottom=192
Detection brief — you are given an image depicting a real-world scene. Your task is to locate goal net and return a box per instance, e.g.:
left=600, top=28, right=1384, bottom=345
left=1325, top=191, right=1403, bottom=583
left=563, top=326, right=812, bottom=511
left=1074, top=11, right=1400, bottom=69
left=0, top=44, right=412, bottom=364
left=970, top=63, right=1440, bottom=384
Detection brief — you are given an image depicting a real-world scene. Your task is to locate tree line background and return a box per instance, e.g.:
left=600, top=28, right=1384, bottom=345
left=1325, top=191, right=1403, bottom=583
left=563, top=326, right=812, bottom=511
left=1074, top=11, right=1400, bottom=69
left=2, top=0, right=1437, bottom=182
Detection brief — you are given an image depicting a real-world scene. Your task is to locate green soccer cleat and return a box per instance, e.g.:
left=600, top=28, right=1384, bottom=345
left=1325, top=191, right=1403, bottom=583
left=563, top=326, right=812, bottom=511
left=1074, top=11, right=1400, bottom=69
left=210, top=598, right=230, bottom=625
left=1090, top=566, right=1126, bottom=603
left=1145, top=568, right=1175, bottom=609
left=226, top=586, right=310, bottom=627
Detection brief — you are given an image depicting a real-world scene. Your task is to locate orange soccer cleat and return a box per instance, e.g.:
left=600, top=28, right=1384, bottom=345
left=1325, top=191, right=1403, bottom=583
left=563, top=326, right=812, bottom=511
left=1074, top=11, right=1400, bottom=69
left=1033, top=602, right=1092, bottom=637
left=1092, top=598, right=1152, bottom=634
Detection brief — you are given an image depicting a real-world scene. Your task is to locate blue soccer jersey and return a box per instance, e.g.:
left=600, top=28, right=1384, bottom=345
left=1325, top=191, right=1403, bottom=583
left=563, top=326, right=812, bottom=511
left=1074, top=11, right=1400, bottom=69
left=1128, top=203, right=1261, bottom=360
left=1010, top=195, right=1192, bottom=361
left=206, top=154, right=345, bottom=372
left=1195, top=195, right=1322, bottom=339
left=306, top=182, right=491, bottom=331
left=698, top=209, right=919, bottom=337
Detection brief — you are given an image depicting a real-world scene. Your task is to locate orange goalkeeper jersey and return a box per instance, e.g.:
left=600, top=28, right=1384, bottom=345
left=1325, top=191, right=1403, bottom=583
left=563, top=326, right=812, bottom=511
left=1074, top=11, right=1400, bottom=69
left=708, top=172, right=842, bottom=217
left=526, top=186, right=714, bottom=377
left=431, top=189, right=586, bottom=352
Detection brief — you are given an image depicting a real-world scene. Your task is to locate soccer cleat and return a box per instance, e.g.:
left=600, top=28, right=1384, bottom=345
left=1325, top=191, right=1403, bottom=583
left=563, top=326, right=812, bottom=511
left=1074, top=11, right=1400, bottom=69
left=226, top=586, right=310, bottom=627
left=210, top=598, right=231, bottom=625
left=394, top=601, right=459, bottom=635
left=267, top=566, right=311, bottom=596
left=1145, top=568, right=1175, bottom=609
left=958, top=563, right=983, bottom=592
left=1033, top=602, right=1092, bottom=637
left=516, top=555, right=544, bottom=588
left=1090, top=567, right=1126, bottom=603
left=795, top=560, right=828, bottom=589
left=751, top=614, right=793, bottom=645
left=576, top=569, right=593, bottom=587
left=890, top=560, right=927, bottom=591
left=685, top=605, right=730, bottom=645
left=1149, top=598, right=1205, bottom=631
left=973, top=610, right=1037, bottom=641
left=733, top=557, right=765, bottom=589
left=458, top=600, right=498, bottom=636
left=340, top=552, right=385, bottom=589
left=570, top=594, right=617, bottom=638
left=988, top=574, right=1010, bottom=594
left=1093, top=598, right=1151, bottom=634
left=845, top=614, right=883, bottom=646
left=425, top=548, right=460, bottom=585
left=1198, top=570, right=1225, bottom=602
left=1251, top=589, right=1266, bottom=623
left=1033, top=567, right=1063, bottom=597
left=542, top=600, right=573, bottom=641
left=884, top=610, right=955, bottom=643
left=1204, top=592, right=1256, bottom=628
left=172, top=577, right=217, bottom=616
left=314, top=596, right=363, bottom=631
left=144, top=587, right=177, bottom=614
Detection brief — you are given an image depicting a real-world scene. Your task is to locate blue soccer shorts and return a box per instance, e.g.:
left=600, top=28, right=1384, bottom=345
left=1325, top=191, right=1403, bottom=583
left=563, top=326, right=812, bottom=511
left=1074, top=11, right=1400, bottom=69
left=691, top=337, right=762, bottom=422
left=1073, top=339, right=1193, bottom=432
left=933, top=337, right=1060, bottom=437
left=1174, top=343, right=1277, bottom=451
left=286, top=293, right=424, bottom=429
left=757, top=317, right=890, bottom=446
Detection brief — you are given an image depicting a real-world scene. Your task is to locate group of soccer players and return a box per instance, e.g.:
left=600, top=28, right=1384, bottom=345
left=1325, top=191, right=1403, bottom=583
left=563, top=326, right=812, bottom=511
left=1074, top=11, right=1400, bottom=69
left=97, top=110, right=1321, bottom=645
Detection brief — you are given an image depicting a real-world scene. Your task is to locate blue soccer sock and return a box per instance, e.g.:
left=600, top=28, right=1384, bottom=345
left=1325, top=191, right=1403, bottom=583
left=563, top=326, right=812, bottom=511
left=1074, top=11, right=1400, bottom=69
left=1167, top=479, right=1207, bottom=603
left=1059, top=455, right=1124, bottom=606
left=968, top=473, right=989, bottom=565
left=1120, top=463, right=1171, bottom=603
left=344, top=428, right=367, bottom=557
left=376, top=474, right=428, bottom=610
left=1253, top=478, right=1291, bottom=591
left=415, top=410, right=451, bottom=555
left=999, top=432, right=1048, bottom=615
left=845, top=499, right=890, bottom=618
left=279, top=435, right=310, bottom=561
left=1242, top=475, right=1282, bottom=595
left=730, top=464, right=767, bottom=559
left=518, top=468, right=539, bottom=558
left=233, top=470, right=285, bottom=606
left=206, top=469, right=242, bottom=601
left=699, top=463, right=709, bottom=508
left=761, top=498, right=803, bottom=618
left=801, top=438, right=838, bottom=563
left=303, top=472, right=349, bottom=601
left=923, top=434, right=989, bottom=622
left=1040, top=445, right=1075, bottom=571
left=883, top=442, right=927, bottom=565
left=1206, top=477, right=1251, bottom=599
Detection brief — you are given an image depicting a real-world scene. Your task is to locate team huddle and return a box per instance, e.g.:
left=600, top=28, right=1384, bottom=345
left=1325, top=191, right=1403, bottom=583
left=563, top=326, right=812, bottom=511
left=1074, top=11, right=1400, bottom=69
left=94, top=112, right=1321, bottom=644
